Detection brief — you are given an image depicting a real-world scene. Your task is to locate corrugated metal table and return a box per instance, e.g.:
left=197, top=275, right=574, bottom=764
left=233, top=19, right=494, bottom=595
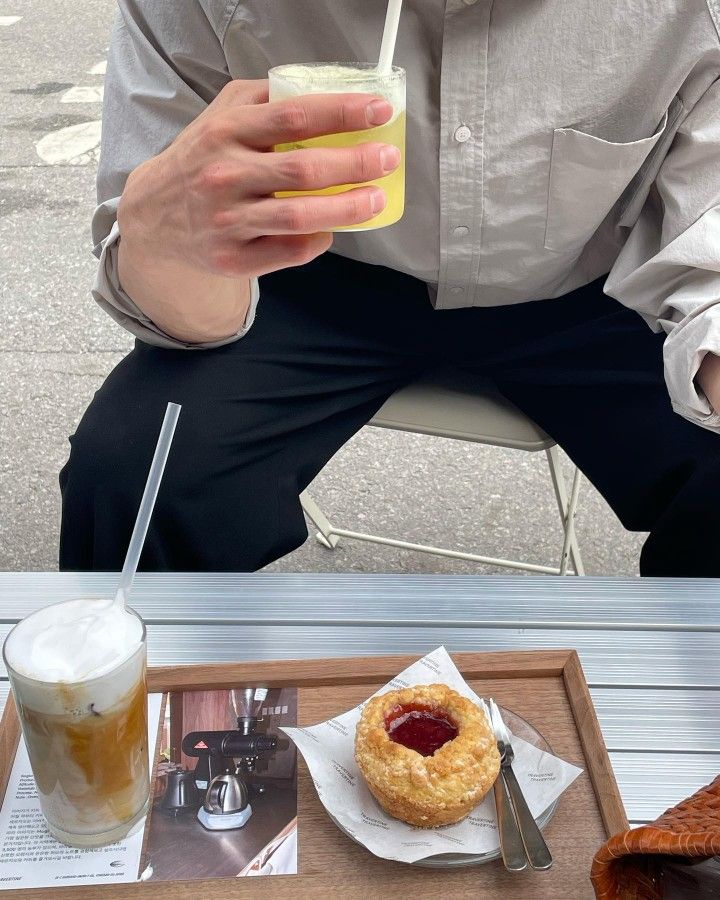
left=1, top=572, right=718, bottom=826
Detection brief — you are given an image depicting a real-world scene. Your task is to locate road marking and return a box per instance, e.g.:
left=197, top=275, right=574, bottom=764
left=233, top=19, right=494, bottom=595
left=87, top=60, right=107, bottom=75
left=10, top=81, right=72, bottom=96
left=36, top=120, right=102, bottom=165
left=0, top=15, right=22, bottom=26
left=61, top=85, right=104, bottom=103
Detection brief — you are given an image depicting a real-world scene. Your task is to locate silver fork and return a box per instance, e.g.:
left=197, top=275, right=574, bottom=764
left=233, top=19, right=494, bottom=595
left=488, top=699, right=553, bottom=871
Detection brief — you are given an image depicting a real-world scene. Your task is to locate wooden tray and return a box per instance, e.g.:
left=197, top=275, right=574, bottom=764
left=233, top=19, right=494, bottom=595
left=0, top=649, right=627, bottom=899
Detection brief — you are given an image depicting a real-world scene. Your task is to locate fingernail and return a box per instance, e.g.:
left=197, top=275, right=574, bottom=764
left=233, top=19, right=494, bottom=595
left=367, top=99, right=393, bottom=126
left=380, top=145, right=401, bottom=172
left=371, top=190, right=387, bottom=214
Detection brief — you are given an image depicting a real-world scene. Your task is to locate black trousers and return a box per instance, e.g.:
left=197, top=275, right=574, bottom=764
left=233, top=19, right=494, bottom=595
left=60, top=253, right=720, bottom=575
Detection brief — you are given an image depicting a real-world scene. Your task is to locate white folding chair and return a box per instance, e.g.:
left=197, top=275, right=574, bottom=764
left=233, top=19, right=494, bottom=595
left=300, top=368, right=584, bottom=575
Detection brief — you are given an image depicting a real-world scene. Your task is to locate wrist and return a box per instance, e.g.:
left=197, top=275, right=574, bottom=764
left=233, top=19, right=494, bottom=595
left=696, top=352, right=720, bottom=415
left=117, top=235, right=252, bottom=344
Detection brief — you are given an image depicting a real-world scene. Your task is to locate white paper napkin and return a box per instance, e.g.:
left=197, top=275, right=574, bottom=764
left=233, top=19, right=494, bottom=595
left=282, top=646, right=583, bottom=864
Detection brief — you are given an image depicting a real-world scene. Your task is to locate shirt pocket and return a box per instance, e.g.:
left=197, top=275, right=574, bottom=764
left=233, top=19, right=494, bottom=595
left=543, top=104, right=674, bottom=253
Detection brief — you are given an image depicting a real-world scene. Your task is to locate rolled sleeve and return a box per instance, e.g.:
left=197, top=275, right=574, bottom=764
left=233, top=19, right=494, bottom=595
left=605, top=75, right=720, bottom=434
left=664, top=296, right=720, bottom=432
left=93, top=2, right=257, bottom=349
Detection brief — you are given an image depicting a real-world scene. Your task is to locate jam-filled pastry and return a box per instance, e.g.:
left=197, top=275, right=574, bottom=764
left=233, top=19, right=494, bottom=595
left=354, top=683, right=500, bottom=827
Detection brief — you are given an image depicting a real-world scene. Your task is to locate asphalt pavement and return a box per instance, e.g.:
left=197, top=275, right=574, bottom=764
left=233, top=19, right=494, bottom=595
left=0, top=0, right=645, bottom=575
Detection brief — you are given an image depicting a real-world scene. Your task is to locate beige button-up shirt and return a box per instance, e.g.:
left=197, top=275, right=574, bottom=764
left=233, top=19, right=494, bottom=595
left=93, top=0, right=720, bottom=433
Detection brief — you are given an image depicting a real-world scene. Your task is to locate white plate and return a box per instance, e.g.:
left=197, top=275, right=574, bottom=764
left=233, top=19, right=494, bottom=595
left=328, top=705, right=558, bottom=868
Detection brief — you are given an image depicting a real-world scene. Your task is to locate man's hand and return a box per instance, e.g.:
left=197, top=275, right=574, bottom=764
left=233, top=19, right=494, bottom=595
left=697, top=353, right=720, bottom=415
left=117, top=79, right=400, bottom=343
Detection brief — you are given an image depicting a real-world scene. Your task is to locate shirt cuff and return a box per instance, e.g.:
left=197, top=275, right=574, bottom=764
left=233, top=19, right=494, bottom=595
left=663, top=303, right=720, bottom=434
left=92, top=220, right=260, bottom=350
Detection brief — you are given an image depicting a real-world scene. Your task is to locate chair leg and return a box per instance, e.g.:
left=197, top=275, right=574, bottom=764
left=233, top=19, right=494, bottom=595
left=558, top=465, right=583, bottom=576
left=545, top=446, right=585, bottom=576
left=299, top=490, right=340, bottom=550
left=301, top=454, right=584, bottom=575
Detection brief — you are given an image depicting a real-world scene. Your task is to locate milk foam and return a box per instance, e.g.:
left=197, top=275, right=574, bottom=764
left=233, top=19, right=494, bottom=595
left=270, top=63, right=405, bottom=115
left=5, top=598, right=143, bottom=688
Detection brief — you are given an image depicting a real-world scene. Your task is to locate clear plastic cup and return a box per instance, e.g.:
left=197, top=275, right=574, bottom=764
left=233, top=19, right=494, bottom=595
left=3, top=601, right=150, bottom=848
left=269, top=62, right=406, bottom=231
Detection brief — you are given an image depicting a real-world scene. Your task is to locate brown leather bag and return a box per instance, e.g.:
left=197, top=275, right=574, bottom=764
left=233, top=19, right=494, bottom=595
left=591, top=775, right=720, bottom=899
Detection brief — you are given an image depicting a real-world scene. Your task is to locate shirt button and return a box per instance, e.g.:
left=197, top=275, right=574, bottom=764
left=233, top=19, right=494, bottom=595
left=454, top=125, right=472, bottom=143
left=453, top=225, right=470, bottom=237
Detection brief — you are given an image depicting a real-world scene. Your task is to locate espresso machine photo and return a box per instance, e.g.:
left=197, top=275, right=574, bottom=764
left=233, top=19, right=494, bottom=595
left=181, top=688, right=288, bottom=831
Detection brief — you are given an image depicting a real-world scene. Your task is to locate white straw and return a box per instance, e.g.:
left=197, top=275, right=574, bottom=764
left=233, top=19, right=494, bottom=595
left=114, top=402, right=182, bottom=607
left=378, top=0, right=403, bottom=75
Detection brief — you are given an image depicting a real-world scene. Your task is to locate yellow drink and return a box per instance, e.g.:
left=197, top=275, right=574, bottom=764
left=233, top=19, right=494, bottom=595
left=269, top=63, right=406, bottom=231
left=275, top=112, right=406, bottom=230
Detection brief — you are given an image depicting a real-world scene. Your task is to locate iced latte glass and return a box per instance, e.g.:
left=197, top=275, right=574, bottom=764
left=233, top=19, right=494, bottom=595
left=3, top=599, right=150, bottom=848
left=268, top=63, right=406, bottom=230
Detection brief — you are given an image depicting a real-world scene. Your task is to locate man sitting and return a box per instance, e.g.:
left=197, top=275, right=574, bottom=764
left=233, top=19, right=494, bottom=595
left=60, top=1, right=720, bottom=575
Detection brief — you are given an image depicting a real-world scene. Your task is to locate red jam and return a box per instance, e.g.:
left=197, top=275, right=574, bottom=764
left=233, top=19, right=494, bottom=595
left=385, top=704, right=458, bottom=757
